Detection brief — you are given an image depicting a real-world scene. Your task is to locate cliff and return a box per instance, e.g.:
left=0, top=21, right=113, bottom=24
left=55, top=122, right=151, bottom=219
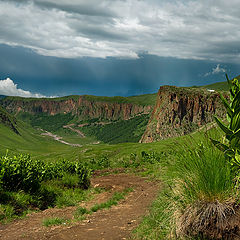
left=140, top=86, right=226, bottom=143
left=0, top=95, right=153, bottom=121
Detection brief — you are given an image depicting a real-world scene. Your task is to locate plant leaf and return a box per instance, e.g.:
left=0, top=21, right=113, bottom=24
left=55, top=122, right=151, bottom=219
left=226, top=74, right=231, bottom=87
left=231, top=111, right=240, bottom=131
left=231, top=128, right=240, bottom=140
left=219, top=93, right=233, bottom=118
left=214, top=116, right=233, bottom=135
left=232, top=91, right=240, bottom=110
left=210, top=138, right=229, bottom=152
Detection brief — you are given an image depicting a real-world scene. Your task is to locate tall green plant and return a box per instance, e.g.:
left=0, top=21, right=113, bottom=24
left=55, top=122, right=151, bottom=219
left=211, top=74, right=240, bottom=170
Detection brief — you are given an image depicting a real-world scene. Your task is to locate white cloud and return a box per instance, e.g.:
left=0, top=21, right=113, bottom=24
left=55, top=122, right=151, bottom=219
left=0, top=0, right=240, bottom=62
left=212, top=64, right=226, bottom=74
left=204, top=64, right=226, bottom=77
left=0, top=78, right=50, bottom=98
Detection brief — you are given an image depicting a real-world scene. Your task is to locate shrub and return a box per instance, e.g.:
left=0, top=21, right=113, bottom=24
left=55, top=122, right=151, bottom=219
left=0, top=154, right=43, bottom=193
left=61, top=173, right=79, bottom=188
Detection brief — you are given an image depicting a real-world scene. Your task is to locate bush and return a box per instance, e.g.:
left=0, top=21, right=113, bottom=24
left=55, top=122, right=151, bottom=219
left=0, top=154, right=92, bottom=193
left=0, top=154, right=43, bottom=193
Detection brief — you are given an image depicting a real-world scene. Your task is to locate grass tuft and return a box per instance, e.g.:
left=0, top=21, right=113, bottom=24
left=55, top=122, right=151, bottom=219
left=42, top=217, right=68, bottom=227
left=91, top=188, right=133, bottom=213
left=171, top=139, right=239, bottom=239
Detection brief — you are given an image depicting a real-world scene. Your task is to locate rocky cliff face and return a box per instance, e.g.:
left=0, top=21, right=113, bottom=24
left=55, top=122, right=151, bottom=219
left=0, top=96, right=152, bottom=121
left=140, top=86, right=226, bottom=143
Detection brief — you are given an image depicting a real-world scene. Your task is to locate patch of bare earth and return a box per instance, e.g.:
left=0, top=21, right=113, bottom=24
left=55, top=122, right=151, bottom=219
left=0, top=173, right=160, bottom=240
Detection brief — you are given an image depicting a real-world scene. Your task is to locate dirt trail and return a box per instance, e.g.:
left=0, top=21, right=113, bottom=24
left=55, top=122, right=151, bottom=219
left=0, top=173, right=160, bottom=240
left=63, top=124, right=86, bottom=138
left=41, top=131, right=82, bottom=147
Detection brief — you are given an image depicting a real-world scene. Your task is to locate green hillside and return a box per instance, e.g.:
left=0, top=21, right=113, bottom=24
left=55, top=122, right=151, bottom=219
left=0, top=105, right=19, bottom=134
left=201, top=81, right=229, bottom=91
left=198, top=75, right=240, bottom=91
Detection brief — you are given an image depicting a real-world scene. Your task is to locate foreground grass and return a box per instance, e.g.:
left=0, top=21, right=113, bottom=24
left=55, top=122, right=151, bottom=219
left=133, top=136, right=238, bottom=239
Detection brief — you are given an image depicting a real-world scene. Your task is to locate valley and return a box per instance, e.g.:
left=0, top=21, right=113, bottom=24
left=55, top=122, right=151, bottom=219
left=0, top=79, right=239, bottom=240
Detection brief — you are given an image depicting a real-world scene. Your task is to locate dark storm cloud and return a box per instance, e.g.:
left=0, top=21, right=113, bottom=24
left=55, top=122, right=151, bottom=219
left=1, top=44, right=240, bottom=97
left=34, top=0, right=114, bottom=17
left=1, top=0, right=240, bottom=61
left=4, top=0, right=114, bottom=17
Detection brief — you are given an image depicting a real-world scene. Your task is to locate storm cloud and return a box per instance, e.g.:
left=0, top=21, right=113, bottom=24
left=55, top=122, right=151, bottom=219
left=1, top=0, right=240, bottom=62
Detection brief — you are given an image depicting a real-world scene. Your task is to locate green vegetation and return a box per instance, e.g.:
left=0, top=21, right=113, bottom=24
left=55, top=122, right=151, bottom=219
left=1, top=76, right=240, bottom=238
left=0, top=105, right=19, bottom=134
left=197, top=75, right=240, bottom=91
left=74, top=206, right=89, bottom=218
left=80, top=114, right=150, bottom=144
left=200, top=81, right=229, bottom=91
left=17, top=112, right=74, bottom=132
left=90, top=188, right=133, bottom=212
left=0, top=154, right=91, bottom=220
left=42, top=217, right=69, bottom=227
left=211, top=75, right=240, bottom=171
left=134, top=76, right=240, bottom=239
left=134, top=137, right=237, bottom=239
left=16, top=111, right=150, bottom=144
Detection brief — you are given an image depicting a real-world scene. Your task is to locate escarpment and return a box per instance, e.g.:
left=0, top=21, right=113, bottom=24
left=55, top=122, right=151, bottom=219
left=140, top=86, right=226, bottom=143
left=0, top=96, right=153, bottom=121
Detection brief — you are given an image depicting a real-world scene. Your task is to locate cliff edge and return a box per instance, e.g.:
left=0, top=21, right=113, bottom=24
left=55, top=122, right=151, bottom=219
left=140, top=86, right=226, bottom=143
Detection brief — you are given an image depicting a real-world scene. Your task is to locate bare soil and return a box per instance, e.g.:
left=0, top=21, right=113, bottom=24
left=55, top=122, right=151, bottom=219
left=0, top=173, right=160, bottom=240
left=41, top=131, right=82, bottom=147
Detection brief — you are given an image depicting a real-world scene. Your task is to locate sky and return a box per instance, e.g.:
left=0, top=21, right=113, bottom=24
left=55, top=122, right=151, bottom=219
left=0, top=0, right=240, bottom=97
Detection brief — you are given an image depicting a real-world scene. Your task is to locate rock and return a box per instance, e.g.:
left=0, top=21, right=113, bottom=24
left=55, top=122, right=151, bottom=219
left=140, top=86, right=226, bottom=143
left=0, top=96, right=152, bottom=121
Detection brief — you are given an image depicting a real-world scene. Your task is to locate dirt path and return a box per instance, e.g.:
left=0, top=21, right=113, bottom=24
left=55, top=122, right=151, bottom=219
left=0, top=173, right=160, bottom=240
left=63, top=124, right=86, bottom=138
left=41, top=131, right=82, bottom=147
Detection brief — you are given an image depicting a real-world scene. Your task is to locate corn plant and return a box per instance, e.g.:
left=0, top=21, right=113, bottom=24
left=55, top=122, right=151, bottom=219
left=211, top=74, right=240, bottom=170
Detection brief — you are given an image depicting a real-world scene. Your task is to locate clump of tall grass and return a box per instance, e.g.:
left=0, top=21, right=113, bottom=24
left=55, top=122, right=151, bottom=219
left=170, top=139, right=240, bottom=239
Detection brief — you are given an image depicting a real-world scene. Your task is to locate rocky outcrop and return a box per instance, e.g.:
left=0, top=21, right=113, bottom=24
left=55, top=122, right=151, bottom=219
left=140, top=86, right=226, bottom=143
left=0, top=96, right=153, bottom=121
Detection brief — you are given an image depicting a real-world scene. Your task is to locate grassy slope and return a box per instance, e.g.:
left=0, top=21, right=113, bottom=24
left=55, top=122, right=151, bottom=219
left=197, top=75, right=240, bottom=91
left=201, top=81, right=229, bottom=91
left=0, top=111, right=221, bottom=165
left=80, top=114, right=150, bottom=144
left=0, top=120, right=74, bottom=160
